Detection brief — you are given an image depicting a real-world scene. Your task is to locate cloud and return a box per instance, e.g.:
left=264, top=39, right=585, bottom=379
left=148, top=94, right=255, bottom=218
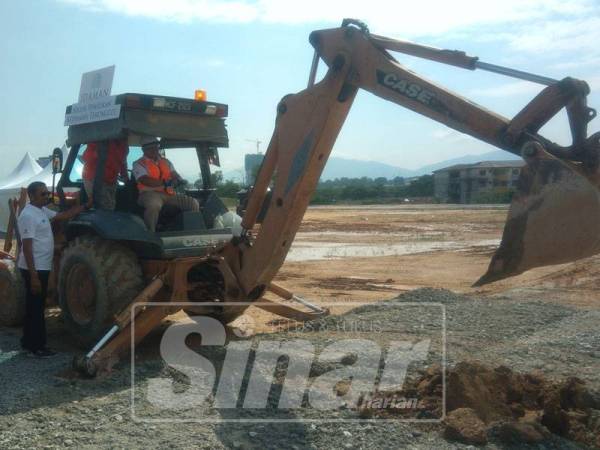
left=504, top=16, right=600, bottom=54
left=59, top=0, right=597, bottom=38
left=58, top=0, right=600, bottom=83
left=552, top=56, right=600, bottom=71
left=583, top=75, right=600, bottom=91
left=60, top=0, right=258, bottom=23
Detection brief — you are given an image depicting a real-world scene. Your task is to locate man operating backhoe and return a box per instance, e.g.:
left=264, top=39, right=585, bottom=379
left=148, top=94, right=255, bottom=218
left=133, top=136, right=199, bottom=231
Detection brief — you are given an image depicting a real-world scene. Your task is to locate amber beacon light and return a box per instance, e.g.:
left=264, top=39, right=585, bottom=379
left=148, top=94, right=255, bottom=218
left=194, top=89, right=207, bottom=101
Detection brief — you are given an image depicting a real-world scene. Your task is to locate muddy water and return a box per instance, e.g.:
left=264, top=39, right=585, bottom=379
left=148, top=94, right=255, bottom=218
left=287, top=238, right=500, bottom=262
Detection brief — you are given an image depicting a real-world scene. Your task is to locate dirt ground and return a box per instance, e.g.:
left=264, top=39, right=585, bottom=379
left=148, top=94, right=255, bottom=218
left=1, top=204, right=599, bottom=449
left=246, top=204, right=600, bottom=331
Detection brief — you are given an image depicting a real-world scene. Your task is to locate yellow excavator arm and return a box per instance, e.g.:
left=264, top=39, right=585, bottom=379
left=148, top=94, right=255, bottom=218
left=221, top=19, right=600, bottom=300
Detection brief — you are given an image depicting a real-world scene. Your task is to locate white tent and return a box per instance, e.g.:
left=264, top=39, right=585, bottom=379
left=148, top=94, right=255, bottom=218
left=0, top=152, right=42, bottom=190
left=0, top=151, right=63, bottom=233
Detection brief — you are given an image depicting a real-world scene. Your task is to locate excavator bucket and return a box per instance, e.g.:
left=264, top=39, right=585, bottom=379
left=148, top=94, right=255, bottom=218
left=475, top=145, right=600, bottom=286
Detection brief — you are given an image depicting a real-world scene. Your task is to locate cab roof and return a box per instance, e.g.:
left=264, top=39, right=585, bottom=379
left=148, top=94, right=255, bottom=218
left=66, top=93, right=229, bottom=148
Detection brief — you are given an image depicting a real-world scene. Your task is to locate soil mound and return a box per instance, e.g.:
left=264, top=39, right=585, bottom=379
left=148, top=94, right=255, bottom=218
left=536, top=254, right=600, bottom=289
left=361, top=361, right=600, bottom=447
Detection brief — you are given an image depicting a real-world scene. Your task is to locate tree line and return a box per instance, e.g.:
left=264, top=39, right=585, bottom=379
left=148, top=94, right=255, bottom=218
left=311, top=175, right=434, bottom=204
left=194, top=172, right=435, bottom=204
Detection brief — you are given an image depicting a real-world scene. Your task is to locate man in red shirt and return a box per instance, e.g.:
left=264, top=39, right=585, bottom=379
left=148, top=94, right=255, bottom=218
left=82, top=139, right=129, bottom=210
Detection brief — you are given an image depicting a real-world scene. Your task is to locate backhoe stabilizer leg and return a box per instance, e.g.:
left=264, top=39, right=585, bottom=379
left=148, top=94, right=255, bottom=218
left=74, top=305, right=171, bottom=377
left=74, top=275, right=167, bottom=377
left=257, top=283, right=330, bottom=321
left=268, top=282, right=329, bottom=314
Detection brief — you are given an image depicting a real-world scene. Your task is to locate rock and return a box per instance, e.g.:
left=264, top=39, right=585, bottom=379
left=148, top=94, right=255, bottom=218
left=63, top=439, right=74, bottom=446
left=559, top=377, right=595, bottom=409
left=229, top=315, right=256, bottom=338
left=445, top=362, right=515, bottom=423
left=342, top=430, right=352, bottom=437
left=508, top=402, right=525, bottom=418
left=335, top=380, right=351, bottom=396
left=115, top=414, right=123, bottom=422
left=541, top=389, right=569, bottom=435
left=310, top=361, right=341, bottom=377
left=443, top=408, right=488, bottom=445
left=248, top=431, right=257, bottom=438
left=496, top=421, right=548, bottom=444
left=340, top=353, right=357, bottom=365
left=417, top=373, right=442, bottom=396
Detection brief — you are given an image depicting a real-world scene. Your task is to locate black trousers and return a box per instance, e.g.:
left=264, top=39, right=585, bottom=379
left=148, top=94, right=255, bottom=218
left=20, top=269, right=50, bottom=352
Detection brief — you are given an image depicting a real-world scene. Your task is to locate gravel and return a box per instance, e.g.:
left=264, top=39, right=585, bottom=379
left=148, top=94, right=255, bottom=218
left=0, top=288, right=596, bottom=449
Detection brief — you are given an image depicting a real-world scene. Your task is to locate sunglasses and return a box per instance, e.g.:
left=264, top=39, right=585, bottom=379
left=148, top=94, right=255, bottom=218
left=40, top=191, right=50, bottom=197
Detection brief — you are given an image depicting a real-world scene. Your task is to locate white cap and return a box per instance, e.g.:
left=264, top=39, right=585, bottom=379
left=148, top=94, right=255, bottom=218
left=141, top=136, right=160, bottom=148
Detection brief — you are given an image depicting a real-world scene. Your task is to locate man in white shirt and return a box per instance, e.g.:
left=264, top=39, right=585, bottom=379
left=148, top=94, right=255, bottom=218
left=132, top=137, right=199, bottom=231
left=18, top=181, right=90, bottom=357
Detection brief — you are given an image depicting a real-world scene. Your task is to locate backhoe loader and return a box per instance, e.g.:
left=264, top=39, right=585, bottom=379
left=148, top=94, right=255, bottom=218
left=3, top=19, right=599, bottom=376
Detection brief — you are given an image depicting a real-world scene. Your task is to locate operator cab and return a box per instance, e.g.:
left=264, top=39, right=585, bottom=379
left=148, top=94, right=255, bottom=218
left=58, top=93, right=240, bottom=259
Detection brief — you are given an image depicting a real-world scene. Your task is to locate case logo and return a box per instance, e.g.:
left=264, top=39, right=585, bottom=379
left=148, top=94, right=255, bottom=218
left=377, top=70, right=435, bottom=106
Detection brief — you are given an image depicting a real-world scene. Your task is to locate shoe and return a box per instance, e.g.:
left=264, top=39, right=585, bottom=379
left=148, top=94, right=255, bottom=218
left=31, top=348, right=57, bottom=358
left=21, top=339, right=33, bottom=353
left=21, top=346, right=33, bottom=355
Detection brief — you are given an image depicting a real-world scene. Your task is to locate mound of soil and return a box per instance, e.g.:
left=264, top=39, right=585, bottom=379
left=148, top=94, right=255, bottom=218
left=361, top=361, right=600, bottom=448
left=537, top=254, right=600, bottom=289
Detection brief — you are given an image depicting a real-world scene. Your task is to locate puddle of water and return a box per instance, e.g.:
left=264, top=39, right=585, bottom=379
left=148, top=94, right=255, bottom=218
left=287, top=239, right=500, bottom=262
left=296, top=231, right=446, bottom=238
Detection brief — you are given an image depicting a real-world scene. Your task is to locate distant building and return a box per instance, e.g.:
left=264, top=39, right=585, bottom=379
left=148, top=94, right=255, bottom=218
left=433, top=160, right=524, bottom=203
left=244, top=153, right=264, bottom=186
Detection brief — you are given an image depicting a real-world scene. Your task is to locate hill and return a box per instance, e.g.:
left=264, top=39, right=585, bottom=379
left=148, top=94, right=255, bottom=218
left=221, top=150, right=523, bottom=182
left=320, top=150, right=521, bottom=180
left=414, top=150, right=521, bottom=175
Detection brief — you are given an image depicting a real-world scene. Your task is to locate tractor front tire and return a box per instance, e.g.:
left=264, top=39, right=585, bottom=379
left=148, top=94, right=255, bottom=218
left=0, top=262, right=25, bottom=327
left=58, top=237, right=144, bottom=347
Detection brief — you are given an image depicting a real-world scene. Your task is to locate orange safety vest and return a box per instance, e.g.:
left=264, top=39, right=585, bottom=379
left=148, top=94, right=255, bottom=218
left=136, top=157, right=175, bottom=195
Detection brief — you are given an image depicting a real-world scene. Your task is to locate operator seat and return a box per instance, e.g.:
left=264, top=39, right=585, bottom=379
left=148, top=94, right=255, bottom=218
left=124, top=174, right=184, bottom=232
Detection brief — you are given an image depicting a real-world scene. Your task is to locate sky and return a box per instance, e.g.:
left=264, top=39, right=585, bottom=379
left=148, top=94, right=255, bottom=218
left=1, top=0, right=599, bottom=181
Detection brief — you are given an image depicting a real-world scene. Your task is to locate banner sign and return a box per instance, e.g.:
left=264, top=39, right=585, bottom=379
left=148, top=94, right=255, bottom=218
left=78, top=65, right=115, bottom=103
left=64, top=96, right=121, bottom=126
left=65, top=65, right=121, bottom=126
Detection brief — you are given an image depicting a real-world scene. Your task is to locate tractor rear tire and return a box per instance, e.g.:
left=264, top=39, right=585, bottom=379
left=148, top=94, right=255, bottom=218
left=0, top=262, right=25, bottom=327
left=58, top=237, right=144, bottom=347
